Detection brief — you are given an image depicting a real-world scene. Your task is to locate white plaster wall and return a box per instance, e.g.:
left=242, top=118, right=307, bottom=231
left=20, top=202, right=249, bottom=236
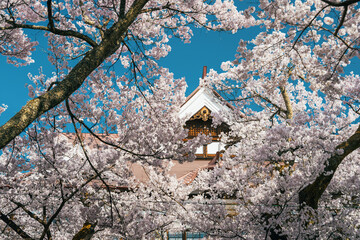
left=195, top=146, right=203, bottom=154
left=207, top=142, right=224, bottom=154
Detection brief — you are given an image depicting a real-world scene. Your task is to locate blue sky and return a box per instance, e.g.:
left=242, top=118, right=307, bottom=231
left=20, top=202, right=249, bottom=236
left=159, top=27, right=257, bottom=92
left=0, top=25, right=256, bottom=126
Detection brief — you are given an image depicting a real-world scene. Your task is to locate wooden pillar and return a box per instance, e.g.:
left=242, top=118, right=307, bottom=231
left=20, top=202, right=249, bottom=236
left=182, top=231, right=187, bottom=240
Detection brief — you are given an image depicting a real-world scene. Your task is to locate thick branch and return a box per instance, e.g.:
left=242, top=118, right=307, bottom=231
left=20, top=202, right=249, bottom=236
left=320, top=0, right=360, bottom=7
left=72, top=220, right=97, bottom=240
left=0, top=210, right=33, bottom=240
left=119, top=0, right=126, bottom=18
left=47, top=0, right=55, bottom=31
left=279, top=86, right=293, bottom=120
left=299, top=124, right=360, bottom=209
left=0, top=0, right=149, bottom=150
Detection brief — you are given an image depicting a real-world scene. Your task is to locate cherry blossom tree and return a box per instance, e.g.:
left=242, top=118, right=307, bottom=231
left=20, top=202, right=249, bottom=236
left=187, top=0, right=360, bottom=238
left=0, top=0, right=251, bottom=149
left=0, top=0, right=253, bottom=239
left=1, top=0, right=360, bottom=239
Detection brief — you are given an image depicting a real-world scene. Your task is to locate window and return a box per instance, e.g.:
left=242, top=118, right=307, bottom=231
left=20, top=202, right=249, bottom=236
left=168, top=232, right=206, bottom=240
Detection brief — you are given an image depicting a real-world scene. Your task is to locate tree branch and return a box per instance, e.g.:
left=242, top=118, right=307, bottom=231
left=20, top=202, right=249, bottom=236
left=279, top=86, right=293, bottom=120
left=0, top=210, right=34, bottom=240
left=292, top=5, right=329, bottom=49
left=2, top=22, right=97, bottom=48
left=38, top=169, right=105, bottom=240
left=253, top=91, right=287, bottom=116
left=334, top=5, right=348, bottom=36
left=46, top=0, right=55, bottom=31
left=0, top=0, right=150, bottom=150
left=66, top=99, right=116, bottom=227
left=11, top=200, right=46, bottom=226
left=65, top=98, right=158, bottom=157
left=72, top=220, right=97, bottom=240
left=320, top=0, right=360, bottom=7
left=10, top=199, right=54, bottom=239
left=299, top=124, right=360, bottom=209
left=119, top=0, right=126, bottom=18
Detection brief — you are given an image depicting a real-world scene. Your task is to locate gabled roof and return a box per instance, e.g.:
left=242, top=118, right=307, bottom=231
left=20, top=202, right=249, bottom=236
left=177, top=152, right=220, bottom=184
left=178, top=85, right=233, bottom=121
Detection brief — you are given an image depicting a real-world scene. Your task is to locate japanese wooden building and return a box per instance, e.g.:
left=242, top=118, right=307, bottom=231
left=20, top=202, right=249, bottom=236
left=130, top=66, right=233, bottom=184
left=178, top=66, right=232, bottom=160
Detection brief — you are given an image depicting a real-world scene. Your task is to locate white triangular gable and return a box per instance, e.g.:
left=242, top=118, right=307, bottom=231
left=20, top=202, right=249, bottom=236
left=178, top=86, right=231, bottom=121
